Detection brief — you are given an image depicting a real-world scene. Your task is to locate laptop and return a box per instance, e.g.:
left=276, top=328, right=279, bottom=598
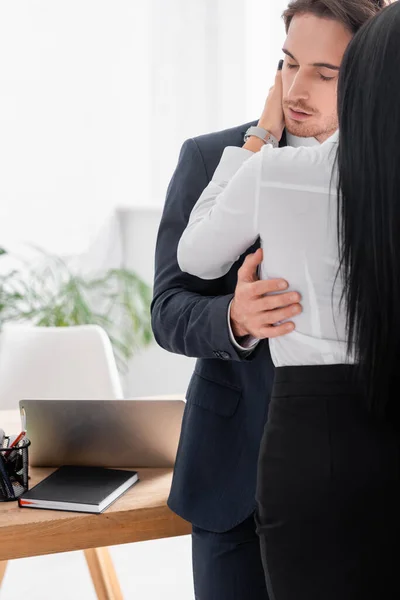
left=19, top=399, right=185, bottom=468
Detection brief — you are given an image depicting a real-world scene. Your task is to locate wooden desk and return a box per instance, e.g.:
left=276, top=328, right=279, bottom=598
left=0, top=409, right=191, bottom=599
left=0, top=467, right=191, bottom=561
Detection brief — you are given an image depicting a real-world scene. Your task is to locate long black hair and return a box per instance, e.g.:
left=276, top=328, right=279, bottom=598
left=337, top=1, right=400, bottom=418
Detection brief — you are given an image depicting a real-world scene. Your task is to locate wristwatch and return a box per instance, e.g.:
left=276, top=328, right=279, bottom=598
left=243, top=126, right=279, bottom=148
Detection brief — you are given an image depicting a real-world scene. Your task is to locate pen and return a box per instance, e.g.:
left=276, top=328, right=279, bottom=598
left=3, top=430, right=26, bottom=459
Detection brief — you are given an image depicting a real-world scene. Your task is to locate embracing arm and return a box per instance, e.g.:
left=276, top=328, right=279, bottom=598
left=177, top=146, right=265, bottom=280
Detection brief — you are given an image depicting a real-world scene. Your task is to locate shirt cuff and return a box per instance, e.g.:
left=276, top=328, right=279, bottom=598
left=212, top=147, right=254, bottom=184
left=227, top=300, right=260, bottom=355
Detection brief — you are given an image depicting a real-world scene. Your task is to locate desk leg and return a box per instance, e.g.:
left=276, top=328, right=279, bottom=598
left=84, top=547, right=123, bottom=600
left=0, top=561, right=7, bottom=587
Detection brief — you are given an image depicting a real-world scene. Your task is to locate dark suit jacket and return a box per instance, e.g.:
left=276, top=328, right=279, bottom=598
left=151, top=121, right=282, bottom=532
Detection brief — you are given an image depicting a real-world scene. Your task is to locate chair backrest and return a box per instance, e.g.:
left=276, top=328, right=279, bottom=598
left=0, top=324, right=123, bottom=410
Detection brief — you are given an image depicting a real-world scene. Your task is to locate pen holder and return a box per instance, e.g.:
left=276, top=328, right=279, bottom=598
left=0, top=436, right=30, bottom=501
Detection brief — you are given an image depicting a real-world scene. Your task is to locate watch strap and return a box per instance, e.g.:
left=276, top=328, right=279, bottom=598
left=244, top=126, right=279, bottom=148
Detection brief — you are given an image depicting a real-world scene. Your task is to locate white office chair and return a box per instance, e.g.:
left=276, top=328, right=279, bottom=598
left=0, top=324, right=124, bottom=600
left=0, top=324, right=123, bottom=410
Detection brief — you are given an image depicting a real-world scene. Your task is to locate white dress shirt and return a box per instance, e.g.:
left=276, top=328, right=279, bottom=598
left=178, top=130, right=354, bottom=367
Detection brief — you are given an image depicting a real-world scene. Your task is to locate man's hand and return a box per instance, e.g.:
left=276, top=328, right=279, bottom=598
left=230, top=249, right=302, bottom=340
left=258, top=63, right=285, bottom=142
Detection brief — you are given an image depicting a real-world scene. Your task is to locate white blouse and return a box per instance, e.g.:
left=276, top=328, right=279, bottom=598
left=178, top=131, right=354, bottom=367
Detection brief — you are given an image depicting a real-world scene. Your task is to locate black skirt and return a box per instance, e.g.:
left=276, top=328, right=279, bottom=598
left=256, top=364, right=400, bottom=600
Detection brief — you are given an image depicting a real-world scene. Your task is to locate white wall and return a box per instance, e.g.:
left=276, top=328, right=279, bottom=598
left=0, top=1, right=152, bottom=255
left=244, top=0, right=288, bottom=119
left=118, top=207, right=195, bottom=397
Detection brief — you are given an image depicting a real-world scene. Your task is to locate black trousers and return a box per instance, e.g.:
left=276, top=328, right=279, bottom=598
left=192, top=515, right=270, bottom=600
left=256, top=365, right=400, bottom=600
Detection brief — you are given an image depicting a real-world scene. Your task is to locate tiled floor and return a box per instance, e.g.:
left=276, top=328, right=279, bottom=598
left=0, top=535, right=194, bottom=600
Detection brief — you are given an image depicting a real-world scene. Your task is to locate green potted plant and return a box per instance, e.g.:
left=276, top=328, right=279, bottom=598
left=0, top=247, right=153, bottom=372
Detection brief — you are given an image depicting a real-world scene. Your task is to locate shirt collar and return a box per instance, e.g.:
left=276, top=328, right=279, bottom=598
left=286, top=130, right=339, bottom=147
left=325, top=130, right=339, bottom=144
left=286, top=132, right=320, bottom=148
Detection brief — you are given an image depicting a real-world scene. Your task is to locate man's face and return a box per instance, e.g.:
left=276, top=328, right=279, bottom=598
left=282, top=14, right=352, bottom=142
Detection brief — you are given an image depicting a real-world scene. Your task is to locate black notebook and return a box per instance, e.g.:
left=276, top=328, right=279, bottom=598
left=18, top=466, right=139, bottom=513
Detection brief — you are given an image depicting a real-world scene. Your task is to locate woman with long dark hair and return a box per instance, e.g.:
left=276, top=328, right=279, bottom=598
left=176, top=2, right=400, bottom=598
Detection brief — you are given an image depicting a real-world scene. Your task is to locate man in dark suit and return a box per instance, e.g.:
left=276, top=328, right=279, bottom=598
left=151, top=1, right=384, bottom=597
